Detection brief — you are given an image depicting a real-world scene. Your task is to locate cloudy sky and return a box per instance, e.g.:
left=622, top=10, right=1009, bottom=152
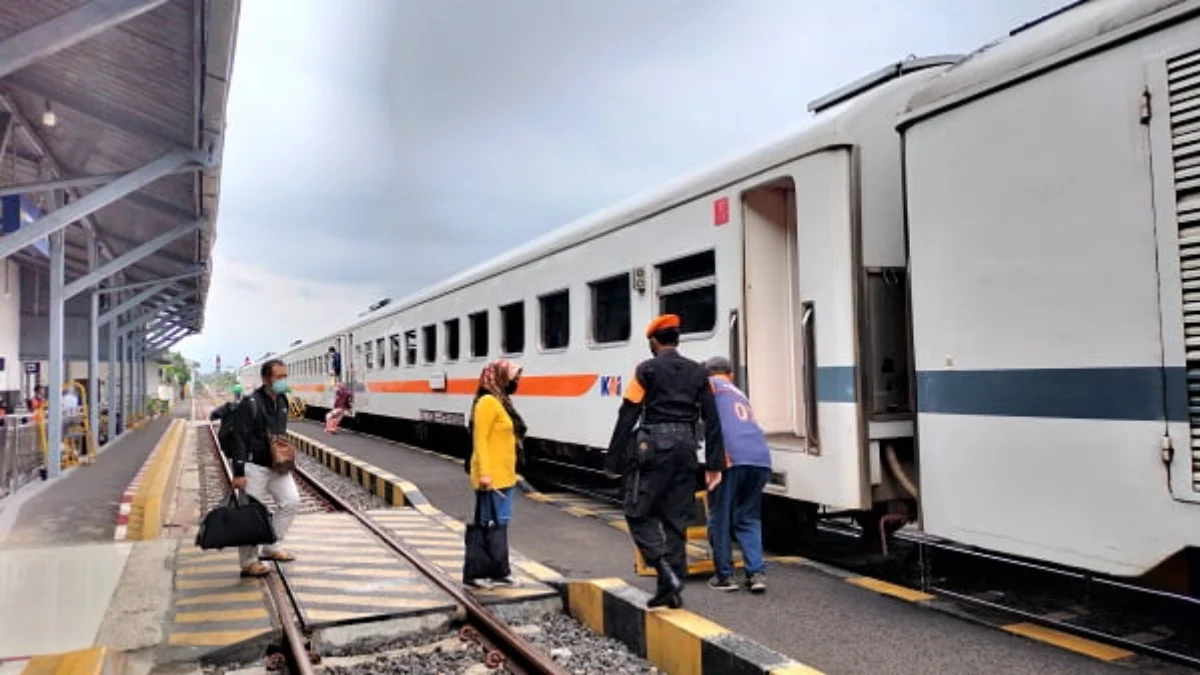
left=178, top=0, right=1066, bottom=371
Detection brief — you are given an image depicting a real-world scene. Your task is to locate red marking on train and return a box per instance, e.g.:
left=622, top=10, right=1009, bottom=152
left=713, top=197, right=730, bottom=226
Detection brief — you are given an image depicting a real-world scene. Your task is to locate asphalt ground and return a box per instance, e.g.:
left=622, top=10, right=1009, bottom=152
left=289, top=419, right=1172, bottom=675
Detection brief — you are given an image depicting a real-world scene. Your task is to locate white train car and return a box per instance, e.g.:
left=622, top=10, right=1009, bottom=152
left=268, top=57, right=956, bottom=519
left=900, top=0, right=1200, bottom=579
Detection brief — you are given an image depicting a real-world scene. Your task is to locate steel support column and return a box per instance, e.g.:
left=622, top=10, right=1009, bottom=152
left=0, top=151, right=202, bottom=260
left=0, top=0, right=171, bottom=80
left=87, top=235, right=100, bottom=456
left=46, top=229, right=65, bottom=478
left=106, top=318, right=117, bottom=443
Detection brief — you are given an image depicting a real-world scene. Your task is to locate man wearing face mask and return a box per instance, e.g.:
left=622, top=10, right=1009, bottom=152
left=604, top=314, right=725, bottom=609
left=228, top=358, right=300, bottom=578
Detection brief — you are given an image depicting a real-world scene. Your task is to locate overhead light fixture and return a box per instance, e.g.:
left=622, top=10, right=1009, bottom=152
left=41, top=100, right=55, bottom=128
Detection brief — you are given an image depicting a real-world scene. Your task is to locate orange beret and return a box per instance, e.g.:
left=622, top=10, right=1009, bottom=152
left=645, top=314, right=681, bottom=338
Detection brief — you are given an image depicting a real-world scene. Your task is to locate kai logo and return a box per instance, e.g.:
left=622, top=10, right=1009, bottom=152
left=599, top=375, right=622, bottom=397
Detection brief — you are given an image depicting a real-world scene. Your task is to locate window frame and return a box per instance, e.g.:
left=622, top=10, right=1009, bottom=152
left=444, top=318, right=461, bottom=362
left=389, top=334, right=401, bottom=368
left=421, top=324, right=437, bottom=365
left=499, top=300, right=526, bottom=356
left=403, top=329, right=418, bottom=367
left=655, top=249, right=718, bottom=340
left=537, top=288, right=571, bottom=353
left=587, top=272, right=633, bottom=349
left=468, top=310, right=489, bottom=360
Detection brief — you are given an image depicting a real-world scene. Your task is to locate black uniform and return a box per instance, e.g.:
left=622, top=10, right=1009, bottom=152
left=604, top=347, right=726, bottom=584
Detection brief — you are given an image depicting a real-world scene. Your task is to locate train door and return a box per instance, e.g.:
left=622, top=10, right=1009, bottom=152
left=740, top=177, right=802, bottom=436
left=747, top=148, right=868, bottom=511
left=342, top=331, right=360, bottom=418
left=1147, top=45, right=1200, bottom=504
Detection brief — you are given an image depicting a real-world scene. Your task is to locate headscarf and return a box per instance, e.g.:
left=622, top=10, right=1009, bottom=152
left=468, top=359, right=527, bottom=445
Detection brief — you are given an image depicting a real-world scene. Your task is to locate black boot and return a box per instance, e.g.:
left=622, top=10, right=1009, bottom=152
left=648, top=560, right=683, bottom=608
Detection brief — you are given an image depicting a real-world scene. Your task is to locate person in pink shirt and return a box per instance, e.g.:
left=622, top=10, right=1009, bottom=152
left=325, top=383, right=353, bottom=434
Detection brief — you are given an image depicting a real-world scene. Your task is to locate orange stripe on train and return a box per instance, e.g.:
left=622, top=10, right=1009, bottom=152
left=367, top=373, right=598, bottom=397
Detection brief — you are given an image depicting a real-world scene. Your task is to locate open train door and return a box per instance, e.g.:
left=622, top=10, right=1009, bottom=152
left=741, top=147, right=870, bottom=512
left=338, top=331, right=360, bottom=418
left=1147, top=48, right=1200, bottom=505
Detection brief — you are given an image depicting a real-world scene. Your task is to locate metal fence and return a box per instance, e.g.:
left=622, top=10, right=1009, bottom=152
left=0, top=414, right=41, bottom=499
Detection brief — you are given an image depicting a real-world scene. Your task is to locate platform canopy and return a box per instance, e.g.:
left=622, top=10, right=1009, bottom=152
left=0, top=0, right=241, bottom=350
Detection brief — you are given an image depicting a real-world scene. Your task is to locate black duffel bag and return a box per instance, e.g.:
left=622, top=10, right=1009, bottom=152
left=194, top=491, right=277, bottom=550
left=462, top=491, right=511, bottom=583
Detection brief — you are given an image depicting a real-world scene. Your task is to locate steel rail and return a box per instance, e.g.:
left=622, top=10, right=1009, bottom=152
left=290, top=459, right=568, bottom=675
left=203, top=419, right=317, bottom=675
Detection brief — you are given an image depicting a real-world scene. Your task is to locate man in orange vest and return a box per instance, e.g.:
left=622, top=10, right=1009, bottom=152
left=604, top=314, right=726, bottom=609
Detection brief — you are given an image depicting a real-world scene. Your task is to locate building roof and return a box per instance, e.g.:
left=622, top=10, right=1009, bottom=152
left=0, top=0, right=241, bottom=348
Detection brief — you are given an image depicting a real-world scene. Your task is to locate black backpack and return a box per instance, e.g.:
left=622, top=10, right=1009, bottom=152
left=210, top=401, right=240, bottom=457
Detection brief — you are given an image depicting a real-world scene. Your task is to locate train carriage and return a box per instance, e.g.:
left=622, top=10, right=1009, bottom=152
left=899, top=0, right=1200, bottom=578
left=241, top=0, right=1200, bottom=591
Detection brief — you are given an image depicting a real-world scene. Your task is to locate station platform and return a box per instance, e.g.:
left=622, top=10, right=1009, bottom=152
left=0, top=407, right=187, bottom=672
left=287, top=420, right=1161, bottom=675
left=0, top=413, right=177, bottom=546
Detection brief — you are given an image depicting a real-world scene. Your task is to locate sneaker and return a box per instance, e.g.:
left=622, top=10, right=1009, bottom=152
left=490, top=576, right=517, bottom=587
left=707, top=576, right=739, bottom=592
left=464, top=578, right=493, bottom=590
left=747, top=572, right=766, bottom=594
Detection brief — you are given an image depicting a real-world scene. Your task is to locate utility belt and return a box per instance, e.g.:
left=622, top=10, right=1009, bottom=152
left=632, top=422, right=697, bottom=467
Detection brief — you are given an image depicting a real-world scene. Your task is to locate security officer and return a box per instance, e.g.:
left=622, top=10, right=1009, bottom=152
left=604, top=314, right=726, bottom=608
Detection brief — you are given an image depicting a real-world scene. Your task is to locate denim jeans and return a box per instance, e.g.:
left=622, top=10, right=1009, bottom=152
left=707, top=465, right=770, bottom=578
left=476, top=487, right=515, bottom=526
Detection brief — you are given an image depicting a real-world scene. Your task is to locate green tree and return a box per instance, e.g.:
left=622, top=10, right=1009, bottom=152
left=161, top=351, right=192, bottom=389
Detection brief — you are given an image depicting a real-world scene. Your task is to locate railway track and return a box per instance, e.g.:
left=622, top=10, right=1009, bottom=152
left=303, top=414, right=1200, bottom=671
left=198, top=399, right=569, bottom=675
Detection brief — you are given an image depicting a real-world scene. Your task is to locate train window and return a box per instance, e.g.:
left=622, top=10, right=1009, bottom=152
left=422, top=324, right=437, bottom=364
left=656, top=250, right=716, bottom=334
left=469, top=311, right=489, bottom=358
left=589, top=273, right=631, bottom=344
left=389, top=334, right=401, bottom=367
left=444, top=318, right=461, bottom=361
left=404, top=330, right=417, bottom=366
left=364, top=341, right=374, bottom=369
left=375, top=338, right=385, bottom=370
left=538, top=290, right=570, bottom=350
left=500, top=301, right=525, bottom=355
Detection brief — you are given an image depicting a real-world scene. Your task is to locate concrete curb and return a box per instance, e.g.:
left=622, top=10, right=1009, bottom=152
left=564, top=577, right=822, bottom=675
left=17, top=645, right=126, bottom=674
left=122, top=419, right=185, bottom=541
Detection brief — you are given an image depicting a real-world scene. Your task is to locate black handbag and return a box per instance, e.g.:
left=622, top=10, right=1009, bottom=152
left=194, top=491, right=277, bottom=550
left=462, top=492, right=511, bottom=582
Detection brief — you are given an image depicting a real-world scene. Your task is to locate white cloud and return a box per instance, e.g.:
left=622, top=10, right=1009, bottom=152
left=176, top=254, right=384, bottom=368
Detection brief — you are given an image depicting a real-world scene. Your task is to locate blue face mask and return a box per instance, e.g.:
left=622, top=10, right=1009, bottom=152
left=271, top=379, right=289, bottom=394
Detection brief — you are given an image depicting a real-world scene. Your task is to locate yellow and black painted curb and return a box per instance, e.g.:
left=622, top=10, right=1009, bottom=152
left=565, top=578, right=822, bottom=675
left=290, top=426, right=1148, bottom=668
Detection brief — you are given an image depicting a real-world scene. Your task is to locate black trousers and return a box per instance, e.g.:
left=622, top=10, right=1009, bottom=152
left=623, top=440, right=697, bottom=581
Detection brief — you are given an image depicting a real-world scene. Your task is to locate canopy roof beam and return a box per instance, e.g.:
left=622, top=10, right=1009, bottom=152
left=0, top=0, right=171, bottom=81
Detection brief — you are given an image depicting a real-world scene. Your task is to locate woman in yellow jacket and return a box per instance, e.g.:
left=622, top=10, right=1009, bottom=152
left=464, top=359, right=526, bottom=588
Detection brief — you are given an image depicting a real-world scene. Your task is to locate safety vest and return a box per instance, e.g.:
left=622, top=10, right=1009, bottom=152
left=709, top=376, right=772, bottom=469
